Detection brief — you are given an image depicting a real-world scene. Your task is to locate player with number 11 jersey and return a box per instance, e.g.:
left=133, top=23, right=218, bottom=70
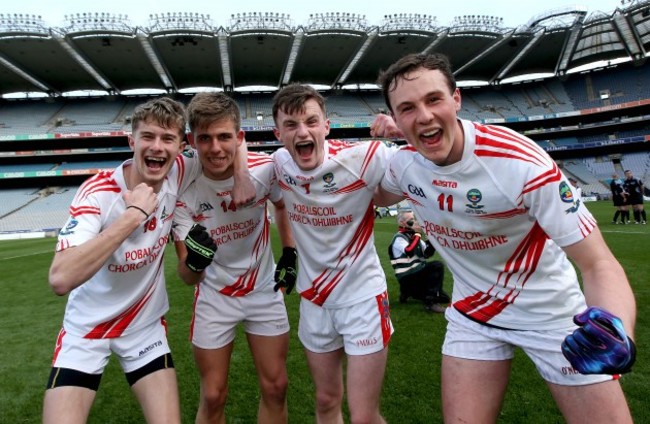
left=382, top=119, right=594, bottom=330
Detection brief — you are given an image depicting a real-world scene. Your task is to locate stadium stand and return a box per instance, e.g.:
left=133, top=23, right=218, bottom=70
left=0, top=187, right=75, bottom=232
left=1, top=2, right=650, bottom=235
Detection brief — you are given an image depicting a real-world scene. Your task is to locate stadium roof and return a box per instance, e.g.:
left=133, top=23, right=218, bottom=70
left=0, top=1, right=649, bottom=96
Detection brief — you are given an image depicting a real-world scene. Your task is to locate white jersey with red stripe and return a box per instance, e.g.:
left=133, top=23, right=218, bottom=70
left=274, top=139, right=393, bottom=308
left=55, top=153, right=201, bottom=339
left=382, top=119, right=593, bottom=330
left=172, top=152, right=280, bottom=296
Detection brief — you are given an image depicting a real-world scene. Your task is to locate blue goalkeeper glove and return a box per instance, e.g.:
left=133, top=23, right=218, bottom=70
left=184, top=224, right=217, bottom=273
left=561, top=306, right=636, bottom=375
left=274, top=247, right=297, bottom=294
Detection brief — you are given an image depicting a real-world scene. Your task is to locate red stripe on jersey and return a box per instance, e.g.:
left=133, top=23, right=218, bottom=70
left=251, top=214, right=271, bottom=259
left=174, top=155, right=185, bottom=187
left=220, top=266, right=260, bottom=296
left=578, top=212, right=596, bottom=238
left=328, top=139, right=356, bottom=156
left=454, top=223, right=548, bottom=323
left=75, top=172, right=120, bottom=203
left=474, top=124, right=547, bottom=167
left=402, top=193, right=425, bottom=208
left=359, top=141, right=381, bottom=179
left=69, top=205, right=101, bottom=217
left=334, top=179, right=368, bottom=194
left=248, top=152, right=273, bottom=169
left=522, top=164, right=562, bottom=195
left=479, top=207, right=527, bottom=219
left=301, top=204, right=375, bottom=305
left=301, top=268, right=345, bottom=306
left=497, top=222, right=547, bottom=295
left=221, top=219, right=269, bottom=297
left=56, top=239, right=71, bottom=252
left=84, top=262, right=163, bottom=338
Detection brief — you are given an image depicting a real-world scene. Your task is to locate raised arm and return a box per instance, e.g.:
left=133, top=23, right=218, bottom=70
left=369, top=113, right=404, bottom=139
left=231, top=135, right=256, bottom=207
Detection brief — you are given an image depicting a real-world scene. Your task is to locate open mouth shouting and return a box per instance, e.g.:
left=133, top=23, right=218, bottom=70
left=420, top=128, right=442, bottom=145
left=144, top=156, right=167, bottom=172
left=295, top=140, right=315, bottom=160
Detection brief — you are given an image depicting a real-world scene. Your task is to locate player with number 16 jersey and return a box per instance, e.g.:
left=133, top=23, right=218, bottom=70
left=56, top=154, right=201, bottom=339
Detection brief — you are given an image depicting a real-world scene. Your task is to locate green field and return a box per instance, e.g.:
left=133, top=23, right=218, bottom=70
left=0, top=201, right=647, bottom=423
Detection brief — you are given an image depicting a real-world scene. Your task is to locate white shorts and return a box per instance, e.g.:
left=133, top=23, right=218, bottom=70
left=442, top=307, right=614, bottom=386
left=191, top=282, right=290, bottom=350
left=298, top=291, right=393, bottom=355
left=51, top=318, right=171, bottom=374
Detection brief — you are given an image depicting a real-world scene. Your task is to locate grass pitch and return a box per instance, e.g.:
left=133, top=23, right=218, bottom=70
left=0, top=201, right=647, bottom=423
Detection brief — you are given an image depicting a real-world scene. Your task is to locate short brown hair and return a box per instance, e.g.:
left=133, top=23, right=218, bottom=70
left=272, top=83, right=326, bottom=123
left=131, top=97, right=186, bottom=137
left=186, top=92, right=241, bottom=133
left=377, top=53, right=457, bottom=113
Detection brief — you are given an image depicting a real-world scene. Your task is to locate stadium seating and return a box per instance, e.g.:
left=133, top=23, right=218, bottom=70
left=0, top=187, right=76, bottom=232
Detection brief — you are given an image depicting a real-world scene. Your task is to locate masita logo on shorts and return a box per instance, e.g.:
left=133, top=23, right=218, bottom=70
left=138, top=340, right=163, bottom=356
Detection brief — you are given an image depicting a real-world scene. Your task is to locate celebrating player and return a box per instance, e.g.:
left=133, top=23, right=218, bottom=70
left=372, top=53, right=636, bottom=423
left=272, top=83, right=394, bottom=423
left=172, top=92, right=296, bottom=423
left=43, top=97, right=253, bottom=424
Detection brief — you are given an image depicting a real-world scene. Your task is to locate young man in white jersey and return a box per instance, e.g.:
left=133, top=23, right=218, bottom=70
left=172, top=92, right=296, bottom=423
left=371, top=53, right=636, bottom=423
left=272, top=83, right=394, bottom=424
left=43, top=97, right=253, bottom=424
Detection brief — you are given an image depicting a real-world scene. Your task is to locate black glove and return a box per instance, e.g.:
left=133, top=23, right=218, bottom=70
left=274, top=247, right=297, bottom=294
left=184, top=224, right=217, bottom=273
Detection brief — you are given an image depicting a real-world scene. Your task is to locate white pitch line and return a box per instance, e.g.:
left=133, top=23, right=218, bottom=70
left=0, top=250, right=52, bottom=261
left=600, top=229, right=648, bottom=235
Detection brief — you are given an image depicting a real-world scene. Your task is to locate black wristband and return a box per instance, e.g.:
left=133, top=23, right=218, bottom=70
left=283, top=247, right=297, bottom=255
left=127, top=205, right=149, bottom=218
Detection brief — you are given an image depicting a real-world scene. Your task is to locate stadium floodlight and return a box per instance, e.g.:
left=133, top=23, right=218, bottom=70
left=228, top=10, right=293, bottom=31
left=147, top=11, right=214, bottom=32
left=451, top=14, right=504, bottom=32
left=62, top=12, right=131, bottom=32
left=306, top=11, right=368, bottom=31
left=0, top=13, right=48, bottom=33
left=380, top=12, right=437, bottom=31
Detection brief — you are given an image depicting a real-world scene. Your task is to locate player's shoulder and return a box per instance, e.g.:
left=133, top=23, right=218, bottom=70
left=389, top=145, right=419, bottom=167
left=74, top=169, right=121, bottom=203
left=472, top=121, right=553, bottom=168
